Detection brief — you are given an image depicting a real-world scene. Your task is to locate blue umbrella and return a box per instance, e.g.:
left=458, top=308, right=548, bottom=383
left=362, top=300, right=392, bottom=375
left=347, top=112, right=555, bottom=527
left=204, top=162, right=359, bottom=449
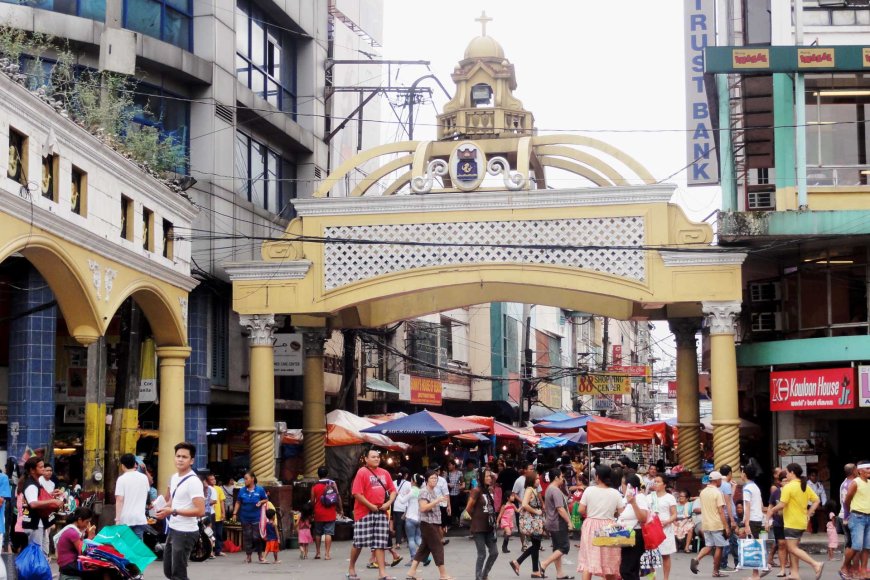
left=537, top=436, right=570, bottom=449
left=533, top=411, right=583, bottom=424
left=533, top=415, right=591, bottom=433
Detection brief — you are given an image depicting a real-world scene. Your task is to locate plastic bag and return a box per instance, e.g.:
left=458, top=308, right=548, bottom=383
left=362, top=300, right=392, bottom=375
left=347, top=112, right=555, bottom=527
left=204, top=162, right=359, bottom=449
left=738, top=537, right=768, bottom=570
left=92, top=524, right=157, bottom=573
left=15, top=543, right=52, bottom=580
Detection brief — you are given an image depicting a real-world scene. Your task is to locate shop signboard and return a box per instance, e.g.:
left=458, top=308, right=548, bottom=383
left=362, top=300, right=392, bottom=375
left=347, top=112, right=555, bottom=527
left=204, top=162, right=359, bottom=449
left=274, top=333, right=304, bottom=376
left=608, top=364, right=652, bottom=383
left=592, top=395, right=614, bottom=411
left=684, top=0, right=719, bottom=185
left=612, top=345, right=623, bottom=366
left=668, top=380, right=677, bottom=399
left=399, top=373, right=443, bottom=406
left=769, top=367, right=855, bottom=411
left=578, top=373, right=631, bottom=396
left=858, top=365, right=870, bottom=407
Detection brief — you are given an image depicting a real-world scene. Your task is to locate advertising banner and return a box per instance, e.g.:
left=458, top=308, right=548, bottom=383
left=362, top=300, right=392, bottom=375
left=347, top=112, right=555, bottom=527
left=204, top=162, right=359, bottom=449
left=400, top=374, right=443, bottom=406
left=578, top=373, right=631, bottom=396
left=274, top=333, right=304, bottom=376
left=858, top=365, right=870, bottom=407
left=769, top=367, right=855, bottom=411
left=612, top=345, right=623, bottom=366
left=668, top=380, right=677, bottom=399
left=684, top=0, right=719, bottom=185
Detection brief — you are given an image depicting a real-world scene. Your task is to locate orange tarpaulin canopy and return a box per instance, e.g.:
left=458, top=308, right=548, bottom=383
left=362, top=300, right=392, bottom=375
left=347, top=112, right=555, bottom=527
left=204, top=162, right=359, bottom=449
left=586, top=417, right=671, bottom=445
left=457, top=416, right=536, bottom=442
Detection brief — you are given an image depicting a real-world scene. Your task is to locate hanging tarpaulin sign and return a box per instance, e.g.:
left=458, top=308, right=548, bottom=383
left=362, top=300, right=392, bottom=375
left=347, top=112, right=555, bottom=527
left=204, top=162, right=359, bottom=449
left=684, top=0, right=719, bottom=185
left=399, top=373, right=443, bottom=406
left=274, top=333, right=303, bottom=376
left=769, top=367, right=856, bottom=411
left=858, top=366, right=870, bottom=407
left=578, top=373, right=631, bottom=396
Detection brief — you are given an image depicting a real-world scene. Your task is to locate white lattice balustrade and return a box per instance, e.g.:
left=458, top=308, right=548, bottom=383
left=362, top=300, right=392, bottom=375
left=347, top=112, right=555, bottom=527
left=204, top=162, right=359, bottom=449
left=323, top=217, right=645, bottom=290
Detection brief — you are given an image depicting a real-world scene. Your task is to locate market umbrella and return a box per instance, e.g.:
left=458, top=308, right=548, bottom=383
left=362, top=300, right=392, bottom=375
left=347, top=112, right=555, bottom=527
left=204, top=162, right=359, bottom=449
left=565, top=430, right=588, bottom=445
left=361, top=409, right=489, bottom=438
left=326, top=409, right=409, bottom=450
left=532, top=415, right=591, bottom=433
left=537, top=436, right=571, bottom=449
left=533, top=411, right=584, bottom=424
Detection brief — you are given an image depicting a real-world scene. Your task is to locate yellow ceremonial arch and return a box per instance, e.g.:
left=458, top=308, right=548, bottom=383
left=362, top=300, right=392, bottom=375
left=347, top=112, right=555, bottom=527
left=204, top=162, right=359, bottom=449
left=229, top=24, right=748, bottom=484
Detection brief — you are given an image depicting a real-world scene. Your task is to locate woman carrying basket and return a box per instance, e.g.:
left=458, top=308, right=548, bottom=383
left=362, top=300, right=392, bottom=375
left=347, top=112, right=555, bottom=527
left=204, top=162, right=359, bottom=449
left=576, top=464, right=623, bottom=580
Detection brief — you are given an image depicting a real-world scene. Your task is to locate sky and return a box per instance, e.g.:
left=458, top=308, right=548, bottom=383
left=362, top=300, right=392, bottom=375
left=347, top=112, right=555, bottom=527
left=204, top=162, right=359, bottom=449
left=377, top=1, right=718, bottom=363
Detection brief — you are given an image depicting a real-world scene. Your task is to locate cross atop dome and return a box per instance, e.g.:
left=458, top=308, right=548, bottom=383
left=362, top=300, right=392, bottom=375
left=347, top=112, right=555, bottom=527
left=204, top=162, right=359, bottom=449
left=475, top=11, right=493, bottom=37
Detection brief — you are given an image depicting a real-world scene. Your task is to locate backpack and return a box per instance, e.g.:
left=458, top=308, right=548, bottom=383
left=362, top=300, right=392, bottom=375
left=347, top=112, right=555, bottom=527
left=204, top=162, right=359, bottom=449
left=320, top=480, right=339, bottom=508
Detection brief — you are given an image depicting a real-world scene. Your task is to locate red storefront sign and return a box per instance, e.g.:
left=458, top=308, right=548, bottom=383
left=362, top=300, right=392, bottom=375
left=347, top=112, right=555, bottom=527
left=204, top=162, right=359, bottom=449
left=410, top=376, right=443, bottom=406
left=612, top=345, right=622, bottom=365
left=769, top=367, right=856, bottom=411
left=668, top=380, right=677, bottom=399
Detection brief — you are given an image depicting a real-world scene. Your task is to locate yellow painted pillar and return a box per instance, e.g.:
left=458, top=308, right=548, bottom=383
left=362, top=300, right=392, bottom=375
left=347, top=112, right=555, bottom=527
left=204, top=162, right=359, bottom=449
left=302, top=328, right=328, bottom=478
left=668, top=319, right=702, bottom=474
left=702, top=301, right=741, bottom=470
left=83, top=336, right=106, bottom=494
left=156, top=346, right=191, bottom=492
left=241, top=314, right=281, bottom=484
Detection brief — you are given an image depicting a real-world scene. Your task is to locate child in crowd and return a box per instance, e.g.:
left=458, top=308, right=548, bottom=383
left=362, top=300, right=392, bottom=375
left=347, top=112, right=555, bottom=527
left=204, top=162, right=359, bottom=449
left=264, top=508, right=282, bottom=563
left=496, top=492, right=517, bottom=553
left=294, top=507, right=309, bottom=561
left=826, top=510, right=839, bottom=561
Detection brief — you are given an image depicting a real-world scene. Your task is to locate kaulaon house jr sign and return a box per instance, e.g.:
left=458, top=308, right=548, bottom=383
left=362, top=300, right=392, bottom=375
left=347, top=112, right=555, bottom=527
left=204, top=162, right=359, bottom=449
left=769, top=367, right=856, bottom=411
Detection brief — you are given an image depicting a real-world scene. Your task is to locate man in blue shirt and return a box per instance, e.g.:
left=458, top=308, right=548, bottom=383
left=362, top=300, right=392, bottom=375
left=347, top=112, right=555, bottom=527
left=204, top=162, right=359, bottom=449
left=718, top=464, right=738, bottom=570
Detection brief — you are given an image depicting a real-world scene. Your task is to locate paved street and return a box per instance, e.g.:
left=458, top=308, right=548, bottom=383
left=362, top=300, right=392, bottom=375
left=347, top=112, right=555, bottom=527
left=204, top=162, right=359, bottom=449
left=158, top=536, right=846, bottom=580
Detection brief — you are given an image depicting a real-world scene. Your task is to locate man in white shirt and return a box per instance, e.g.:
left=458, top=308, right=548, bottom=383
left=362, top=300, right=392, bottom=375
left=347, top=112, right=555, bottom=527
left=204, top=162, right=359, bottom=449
left=115, top=453, right=151, bottom=539
left=38, top=464, right=56, bottom=493
left=156, top=442, right=205, bottom=580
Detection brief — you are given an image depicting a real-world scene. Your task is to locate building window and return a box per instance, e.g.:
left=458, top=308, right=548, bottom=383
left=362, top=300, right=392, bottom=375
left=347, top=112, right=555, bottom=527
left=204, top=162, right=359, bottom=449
left=131, top=84, right=190, bottom=171
left=439, top=317, right=453, bottom=362
left=235, top=0, right=297, bottom=114
left=805, top=80, right=870, bottom=186
left=70, top=165, right=86, bottom=215
left=2, top=0, right=107, bottom=21
left=142, top=207, right=154, bottom=251
left=210, top=295, right=229, bottom=386
left=120, top=195, right=133, bottom=240
left=124, top=0, right=192, bottom=50
left=7, top=128, right=27, bottom=186
left=162, top=218, right=173, bottom=259
left=41, top=154, right=58, bottom=201
left=234, top=131, right=296, bottom=215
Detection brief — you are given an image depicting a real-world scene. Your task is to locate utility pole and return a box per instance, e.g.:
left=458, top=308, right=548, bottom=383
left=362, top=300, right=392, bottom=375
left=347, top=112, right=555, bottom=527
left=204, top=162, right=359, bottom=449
left=84, top=337, right=107, bottom=497
left=601, top=317, right=609, bottom=370
left=519, top=304, right=533, bottom=426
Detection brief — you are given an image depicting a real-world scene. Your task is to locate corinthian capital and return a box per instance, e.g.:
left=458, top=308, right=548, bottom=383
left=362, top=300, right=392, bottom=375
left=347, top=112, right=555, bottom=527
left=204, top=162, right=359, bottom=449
left=240, top=314, right=282, bottom=346
left=702, top=301, right=741, bottom=336
left=668, top=318, right=702, bottom=348
left=301, top=328, right=329, bottom=357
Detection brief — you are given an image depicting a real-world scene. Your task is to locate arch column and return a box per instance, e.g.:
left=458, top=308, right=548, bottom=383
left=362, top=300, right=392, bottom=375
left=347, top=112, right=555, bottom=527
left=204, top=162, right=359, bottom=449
left=302, top=328, right=328, bottom=478
left=241, top=314, right=281, bottom=484
left=702, top=301, right=742, bottom=470
left=156, top=346, right=191, bottom=492
left=669, top=318, right=702, bottom=474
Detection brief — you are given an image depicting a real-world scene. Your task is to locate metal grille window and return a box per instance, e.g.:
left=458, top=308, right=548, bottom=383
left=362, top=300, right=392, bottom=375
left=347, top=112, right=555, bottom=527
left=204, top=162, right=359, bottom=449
left=234, top=131, right=296, bottom=215
left=235, top=0, right=297, bottom=115
left=124, top=0, right=193, bottom=50
left=406, top=321, right=439, bottom=378
left=210, top=296, right=229, bottom=386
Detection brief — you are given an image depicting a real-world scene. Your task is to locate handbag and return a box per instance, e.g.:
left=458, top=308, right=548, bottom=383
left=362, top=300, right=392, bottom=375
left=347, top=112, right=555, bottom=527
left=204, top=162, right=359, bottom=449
left=519, top=492, right=544, bottom=537
left=738, top=537, right=768, bottom=570
left=641, top=512, right=666, bottom=550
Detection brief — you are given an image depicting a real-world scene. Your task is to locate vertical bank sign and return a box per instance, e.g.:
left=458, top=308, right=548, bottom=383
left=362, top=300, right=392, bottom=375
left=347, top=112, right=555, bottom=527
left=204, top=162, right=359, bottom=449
left=684, top=0, right=719, bottom=185
left=769, top=368, right=856, bottom=411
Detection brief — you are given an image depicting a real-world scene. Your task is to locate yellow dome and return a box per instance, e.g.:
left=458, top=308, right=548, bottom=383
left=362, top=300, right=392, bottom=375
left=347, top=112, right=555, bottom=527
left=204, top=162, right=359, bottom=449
left=463, top=35, right=505, bottom=59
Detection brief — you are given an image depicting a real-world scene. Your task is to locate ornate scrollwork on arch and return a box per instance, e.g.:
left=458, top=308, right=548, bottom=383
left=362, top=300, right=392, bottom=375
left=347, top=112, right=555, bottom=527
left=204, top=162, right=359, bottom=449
left=411, top=159, right=449, bottom=194
left=487, top=156, right=526, bottom=191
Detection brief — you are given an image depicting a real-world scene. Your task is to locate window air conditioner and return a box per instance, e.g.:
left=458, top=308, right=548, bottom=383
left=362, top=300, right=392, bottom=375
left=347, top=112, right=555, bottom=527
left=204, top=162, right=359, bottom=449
left=751, top=312, right=782, bottom=332
left=747, top=189, right=775, bottom=210
left=749, top=281, right=782, bottom=302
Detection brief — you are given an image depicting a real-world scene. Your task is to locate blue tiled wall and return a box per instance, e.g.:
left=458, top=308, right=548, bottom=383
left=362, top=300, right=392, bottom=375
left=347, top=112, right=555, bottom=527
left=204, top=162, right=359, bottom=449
left=8, top=266, right=57, bottom=459
left=184, top=289, right=209, bottom=469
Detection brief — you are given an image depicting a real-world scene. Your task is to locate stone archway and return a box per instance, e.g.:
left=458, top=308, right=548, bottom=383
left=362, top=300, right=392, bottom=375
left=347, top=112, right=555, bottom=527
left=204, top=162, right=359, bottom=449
left=227, top=27, right=747, bottom=483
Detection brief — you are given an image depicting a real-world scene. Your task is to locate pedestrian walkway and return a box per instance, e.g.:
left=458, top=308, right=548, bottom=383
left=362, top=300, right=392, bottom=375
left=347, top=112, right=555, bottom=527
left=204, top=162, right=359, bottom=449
left=119, top=537, right=845, bottom=580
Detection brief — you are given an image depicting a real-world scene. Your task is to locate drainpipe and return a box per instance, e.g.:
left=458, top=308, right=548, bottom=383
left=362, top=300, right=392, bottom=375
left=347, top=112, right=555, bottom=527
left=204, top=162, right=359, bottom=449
left=795, top=0, right=808, bottom=209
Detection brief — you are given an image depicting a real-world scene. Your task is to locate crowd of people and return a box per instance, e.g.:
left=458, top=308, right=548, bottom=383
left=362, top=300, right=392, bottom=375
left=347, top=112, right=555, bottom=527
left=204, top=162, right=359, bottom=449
left=291, top=450, right=870, bottom=580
